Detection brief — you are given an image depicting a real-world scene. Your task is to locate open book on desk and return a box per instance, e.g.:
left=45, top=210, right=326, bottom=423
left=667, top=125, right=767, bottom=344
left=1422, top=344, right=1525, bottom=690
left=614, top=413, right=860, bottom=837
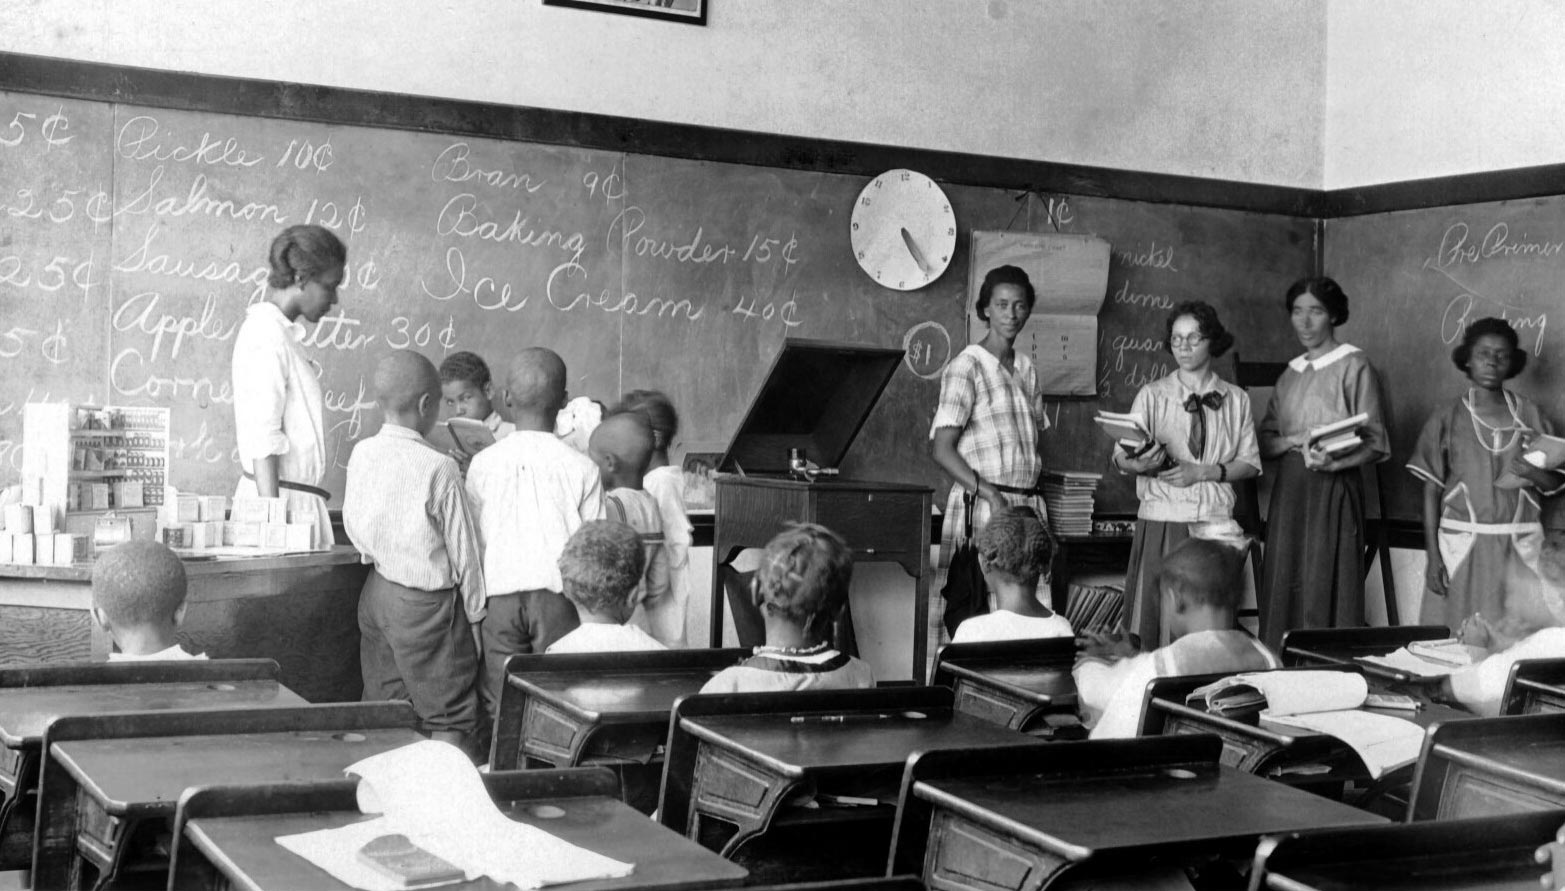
left=1259, top=709, right=1426, bottom=779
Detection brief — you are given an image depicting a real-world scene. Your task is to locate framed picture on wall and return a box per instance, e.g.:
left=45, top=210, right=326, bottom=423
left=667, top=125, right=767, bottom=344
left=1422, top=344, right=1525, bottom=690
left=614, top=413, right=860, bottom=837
left=542, top=0, right=707, bottom=26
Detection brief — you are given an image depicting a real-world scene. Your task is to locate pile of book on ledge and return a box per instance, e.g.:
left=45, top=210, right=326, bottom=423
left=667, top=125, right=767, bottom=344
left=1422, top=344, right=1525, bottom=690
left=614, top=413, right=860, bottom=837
left=1040, top=470, right=1102, bottom=537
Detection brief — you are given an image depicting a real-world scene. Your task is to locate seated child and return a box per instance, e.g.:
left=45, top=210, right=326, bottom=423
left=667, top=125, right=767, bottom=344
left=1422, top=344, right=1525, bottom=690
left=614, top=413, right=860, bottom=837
left=467, top=348, right=603, bottom=715
left=1438, top=529, right=1565, bottom=715
left=952, top=507, right=1073, bottom=643
left=1074, top=537, right=1278, bottom=738
left=91, top=541, right=206, bottom=661
left=612, top=389, right=694, bottom=649
left=345, top=350, right=486, bottom=752
left=546, top=520, right=666, bottom=654
left=438, top=350, right=515, bottom=440
left=702, top=523, right=875, bottom=693
left=587, top=412, right=678, bottom=647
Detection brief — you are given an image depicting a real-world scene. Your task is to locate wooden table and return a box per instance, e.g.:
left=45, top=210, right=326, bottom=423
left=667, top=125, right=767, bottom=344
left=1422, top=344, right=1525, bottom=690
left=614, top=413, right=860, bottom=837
left=1409, top=712, right=1565, bottom=820
left=1503, top=658, right=1565, bottom=715
left=0, top=546, right=368, bottom=701
left=1254, top=808, right=1565, bottom=890
left=490, top=650, right=747, bottom=771
left=896, top=740, right=1383, bottom=889
left=663, top=688, right=1032, bottom=858
left=184, top=794, right=749, bottom=891
left=931, top=638, right=1077, bottom=731
left=710, top=476, right=932, bottom=682
left=1281, top=625, right=1454, bottom=690
left=0, top=660, right=302, bottom=870
left=34, top=704, right=420, bottom=890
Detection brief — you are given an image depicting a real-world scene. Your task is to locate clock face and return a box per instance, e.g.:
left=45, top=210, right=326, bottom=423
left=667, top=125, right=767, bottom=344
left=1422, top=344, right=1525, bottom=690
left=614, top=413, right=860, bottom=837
left=850, top=169, right=956, bottom=291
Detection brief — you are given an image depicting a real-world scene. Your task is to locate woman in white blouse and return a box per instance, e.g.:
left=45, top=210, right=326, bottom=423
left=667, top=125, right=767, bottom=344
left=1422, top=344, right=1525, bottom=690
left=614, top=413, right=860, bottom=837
left=231, top=225, right=346, bottom=549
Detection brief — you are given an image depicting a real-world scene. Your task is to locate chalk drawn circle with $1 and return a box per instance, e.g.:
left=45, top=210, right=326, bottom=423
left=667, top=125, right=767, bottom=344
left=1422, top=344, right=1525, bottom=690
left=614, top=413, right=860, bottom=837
left=903, top=321, right=952, bottom=380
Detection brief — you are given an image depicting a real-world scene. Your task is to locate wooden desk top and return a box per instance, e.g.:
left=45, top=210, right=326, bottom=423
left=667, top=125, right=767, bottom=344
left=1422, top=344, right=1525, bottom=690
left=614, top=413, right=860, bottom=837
left=0, top=679, right=305, bottom=748
left=681, top=711, right=1028, bottom=778
left=917, top=763, right=1383, bottom=858
left=0, top=545, right=361, bottom=583
left=1440, top=733, right=1565, bottom=792
left=1270, top=858, right=1543, bottom=890
left=53, top=727, right=421, bottom=816
left=938, top=663, right=1077, bottom=708
left=514, top=670, right=725, bottom=724
left=185, top=794, right=748, bottom=891
left=1157, top=695, right=1471, bottom=742
left=714, top=476, right=932, bottom=494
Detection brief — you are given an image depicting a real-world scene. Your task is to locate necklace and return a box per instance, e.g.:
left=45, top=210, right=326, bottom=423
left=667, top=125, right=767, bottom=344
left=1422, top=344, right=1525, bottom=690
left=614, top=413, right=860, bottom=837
left=754, top=640, right=832, bottom=657
left=1464, top=388, right=1527, bottom=454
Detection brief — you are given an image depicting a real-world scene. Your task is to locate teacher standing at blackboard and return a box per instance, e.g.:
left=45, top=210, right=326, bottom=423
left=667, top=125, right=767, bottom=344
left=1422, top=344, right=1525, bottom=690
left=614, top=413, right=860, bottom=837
left=1256, top=277, right=1388, bottom=648
left=231, top=224, right=347, bottom=550
left=930, top=266, right=1050, bottom=619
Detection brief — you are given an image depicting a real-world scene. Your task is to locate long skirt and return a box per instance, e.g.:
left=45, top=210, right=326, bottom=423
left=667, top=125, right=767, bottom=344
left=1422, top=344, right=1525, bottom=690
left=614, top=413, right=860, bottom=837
left=1123, top=519, right=1192, bottom=648
left=1258, top=451, right=1365, bottom=649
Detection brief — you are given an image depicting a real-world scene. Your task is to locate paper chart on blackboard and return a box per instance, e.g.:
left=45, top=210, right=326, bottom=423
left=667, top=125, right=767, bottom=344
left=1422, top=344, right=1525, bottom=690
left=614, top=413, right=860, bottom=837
left=967, top=230, right=1110, bottom=396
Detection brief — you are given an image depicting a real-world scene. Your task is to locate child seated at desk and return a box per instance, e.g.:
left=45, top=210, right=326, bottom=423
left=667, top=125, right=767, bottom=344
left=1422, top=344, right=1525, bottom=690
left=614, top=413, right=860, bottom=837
left=1075, top=537, right=1278, bottom=738
left=1438, top=529, right=1565, bottom=715
left=951, top=506, right=1072, bottom=643
left=91, top=541, right=206, bottom=661
left=701, top=523, right=875, bottom=693
left=588, top=412, right=679, bottom=647
left=546, top=520, right=666, bottom=653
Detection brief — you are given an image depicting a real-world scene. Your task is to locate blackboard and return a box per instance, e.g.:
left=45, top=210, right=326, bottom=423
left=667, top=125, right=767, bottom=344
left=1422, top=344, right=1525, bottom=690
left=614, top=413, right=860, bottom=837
left=0, top=85, right=1314, bottom=516
left=1328, top=197, right=1565, bottom=522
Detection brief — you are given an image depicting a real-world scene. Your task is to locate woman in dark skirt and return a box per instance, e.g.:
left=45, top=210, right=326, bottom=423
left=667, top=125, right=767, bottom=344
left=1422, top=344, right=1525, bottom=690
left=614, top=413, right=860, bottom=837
left=1117, top=302, right=1260, bottom=647
left=1257, top=277, right=1388, bottom=648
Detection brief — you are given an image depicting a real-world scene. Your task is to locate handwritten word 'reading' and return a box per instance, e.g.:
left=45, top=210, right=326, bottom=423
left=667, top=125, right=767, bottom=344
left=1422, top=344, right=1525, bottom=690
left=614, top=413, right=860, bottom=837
left=110, top=348, right=234, bottom=407
left=113, top=291, right=237, bottom=362
left=1441, top=292, right=1548, bottom=354
left=431, top=143, right=546, bottom=192
left=116, top=115, right=264, bottom=168
left=0, top=106, right=73, bottom=149
left=1428, top=222, right=1565, bottom=270
left=436, top=194, right=585, bottom=260
left=1113, top=242, right=1180, bottom=272
left=116, top=167, right=288, bottom=225
left=1111, top=279, right=1174, bottom=311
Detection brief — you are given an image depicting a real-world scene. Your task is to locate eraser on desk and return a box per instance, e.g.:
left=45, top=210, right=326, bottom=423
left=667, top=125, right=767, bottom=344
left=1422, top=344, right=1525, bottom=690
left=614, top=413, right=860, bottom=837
left=12, top=534, right=33, bottom=565
left=4, top=504, right=32, bottom=535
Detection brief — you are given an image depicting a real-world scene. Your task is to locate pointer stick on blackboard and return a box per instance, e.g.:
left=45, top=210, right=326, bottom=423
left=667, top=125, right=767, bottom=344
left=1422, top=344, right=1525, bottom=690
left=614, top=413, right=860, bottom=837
left=900, top=227, right=932, bottom=277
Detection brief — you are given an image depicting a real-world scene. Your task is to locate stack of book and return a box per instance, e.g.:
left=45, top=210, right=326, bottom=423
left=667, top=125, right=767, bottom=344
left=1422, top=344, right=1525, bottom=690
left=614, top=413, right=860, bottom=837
left=1064, top=584, right=1124, bottom=635
left=1040, top=469, right=1102, bottom=537
left=1306, top=412, right=1370, bottom=455
left=1092, top=410, right=1151, bottom=449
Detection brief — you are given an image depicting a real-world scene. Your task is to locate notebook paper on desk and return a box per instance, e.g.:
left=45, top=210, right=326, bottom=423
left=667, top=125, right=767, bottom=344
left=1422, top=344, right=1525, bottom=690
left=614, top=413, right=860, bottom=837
left=1259, top=710, right=1426, bottom=779
left=276, top=741, right=632, bottom=890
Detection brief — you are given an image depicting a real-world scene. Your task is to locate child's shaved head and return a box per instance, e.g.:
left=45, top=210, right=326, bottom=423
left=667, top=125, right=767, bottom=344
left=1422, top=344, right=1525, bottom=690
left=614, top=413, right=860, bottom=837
left=92, top=541, right=187, bottom=627
left=373, top=350, right=440, bottom=414
left=506, top=348, right=567, bottom=414
left=590, top=412, right=655, bottom=479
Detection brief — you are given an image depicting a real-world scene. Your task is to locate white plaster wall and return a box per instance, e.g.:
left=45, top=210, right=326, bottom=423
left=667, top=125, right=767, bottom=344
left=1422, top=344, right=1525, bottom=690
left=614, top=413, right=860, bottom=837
left=0, top=0, right=1325, bottom=188
left=1325, top=0, right=1565, bottom=188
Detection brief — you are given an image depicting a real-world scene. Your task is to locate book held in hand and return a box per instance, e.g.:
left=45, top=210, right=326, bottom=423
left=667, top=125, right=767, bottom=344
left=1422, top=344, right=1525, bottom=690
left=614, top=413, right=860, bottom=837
left=1092, top=410, right=1151, bottom=447
left=1499, top=433, right=1565, bottom=488
left=1306, top=412, right=1369, bottom=454
left=443, top=418, right=498, bottom=457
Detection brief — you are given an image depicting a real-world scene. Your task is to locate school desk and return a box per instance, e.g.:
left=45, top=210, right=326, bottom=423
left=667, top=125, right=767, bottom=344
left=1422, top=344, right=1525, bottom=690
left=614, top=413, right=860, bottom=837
left=1502, top=657, right=1565, bottom=716
left=0, top=546, right=367, bottom=701
left=710, top=476, right=933, bottom=682
left=176, top=772, right=748, bottom=891
left=1140, top=670, right=1472, bottom=785
left=0, top=659, right=300, bottom=871
left=1408, top=712, right=1565, bottom=821
left=887, top=735, right=1384, bottom=890
left=1280, top=625, right=1453, bottom=689
left=489, top=649, right=749, bottom=771
left=930, top=638, right=1077, bottom=731
left=32, top=702, right=420, bottom=890
left=1252, top=807, right=1565, bottom=891
left=659, top=686, right=1035, bottom=859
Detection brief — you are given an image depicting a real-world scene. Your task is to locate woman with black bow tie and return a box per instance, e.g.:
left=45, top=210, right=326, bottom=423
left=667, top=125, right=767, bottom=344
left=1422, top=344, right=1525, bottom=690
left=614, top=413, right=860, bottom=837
left=1113, top=301, right=1260, bottom=647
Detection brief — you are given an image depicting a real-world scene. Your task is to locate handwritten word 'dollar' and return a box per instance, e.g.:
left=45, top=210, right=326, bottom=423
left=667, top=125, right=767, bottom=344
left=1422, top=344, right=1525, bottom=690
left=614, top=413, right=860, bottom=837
left=116, top=115, right=264, bottom=168
left=1429, top=222, right=1565, bottom=270
left=110, top=348, right=234, bottom=408
left=547, top=260, right=705, bottom=321
left=1113, top=242, right=1180, bottom=272
left=1441, top=292, right=1548, bottom=354
left=112, top=291, right=237, bottom=362
left=436, top=194, right=585, bottom=260
left=1111, top=279, right=1174, bottom=311
left=431, top=143, right=546, bottom=193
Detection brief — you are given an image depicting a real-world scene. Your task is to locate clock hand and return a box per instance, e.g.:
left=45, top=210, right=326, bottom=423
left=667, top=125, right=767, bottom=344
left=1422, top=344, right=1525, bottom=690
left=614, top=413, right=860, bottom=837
left=900, top=227, right=932, bottom=277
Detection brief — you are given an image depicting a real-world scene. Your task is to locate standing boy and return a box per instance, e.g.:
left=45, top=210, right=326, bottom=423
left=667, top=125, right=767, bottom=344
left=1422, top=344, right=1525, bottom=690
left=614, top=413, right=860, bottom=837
left=587, top=412, right=678, bottom=646
left=438, top=351, right=515, bottom=439
left=466, top=348, right=604, bottom=714
left=344, top=350, right=486, bottom=754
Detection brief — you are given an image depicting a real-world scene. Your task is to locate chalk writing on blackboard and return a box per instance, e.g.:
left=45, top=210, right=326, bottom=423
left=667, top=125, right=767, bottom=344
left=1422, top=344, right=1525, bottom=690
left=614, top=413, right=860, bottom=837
left=902, top=321, right=951, bottom=380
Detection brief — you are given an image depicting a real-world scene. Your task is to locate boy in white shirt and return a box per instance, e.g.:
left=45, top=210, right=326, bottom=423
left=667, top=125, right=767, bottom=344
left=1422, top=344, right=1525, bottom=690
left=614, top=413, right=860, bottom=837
left=92, top=541, right=207, bottom=662
left=587, top=412, right=678, bottom=646
left=952, top=507, right=1073, bottom=643
left=1075, top=537, right=1279, bottom=738
left=546, top=521, right=665, bottom=654
left=466, top=348, right=604, bottom=716
left=438, top=351, right=515, bottom=440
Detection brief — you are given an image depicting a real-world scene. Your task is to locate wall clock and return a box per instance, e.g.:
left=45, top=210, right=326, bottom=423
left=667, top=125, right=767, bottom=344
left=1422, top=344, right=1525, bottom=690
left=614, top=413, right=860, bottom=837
left=850, top=168, right=956, bottom=291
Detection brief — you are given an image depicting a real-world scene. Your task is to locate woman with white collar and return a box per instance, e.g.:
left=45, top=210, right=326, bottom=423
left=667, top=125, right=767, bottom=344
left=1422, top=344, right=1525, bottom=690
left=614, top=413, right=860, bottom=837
left=1257, top=277, right=1388, bottom=648
left=231, top=224, right=346, bottom=550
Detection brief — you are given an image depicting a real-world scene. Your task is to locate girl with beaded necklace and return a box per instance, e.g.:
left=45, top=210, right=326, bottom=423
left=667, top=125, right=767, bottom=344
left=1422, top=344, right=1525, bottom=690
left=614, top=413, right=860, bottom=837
left=1409, top=317, right=1565, bottom=627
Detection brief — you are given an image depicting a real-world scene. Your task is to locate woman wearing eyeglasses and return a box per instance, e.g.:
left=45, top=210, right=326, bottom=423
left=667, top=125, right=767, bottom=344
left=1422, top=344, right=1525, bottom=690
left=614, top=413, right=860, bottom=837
left=1113, top=301, right=1260, bottom=647
left=1256, top=277, right=1388, bottom=648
